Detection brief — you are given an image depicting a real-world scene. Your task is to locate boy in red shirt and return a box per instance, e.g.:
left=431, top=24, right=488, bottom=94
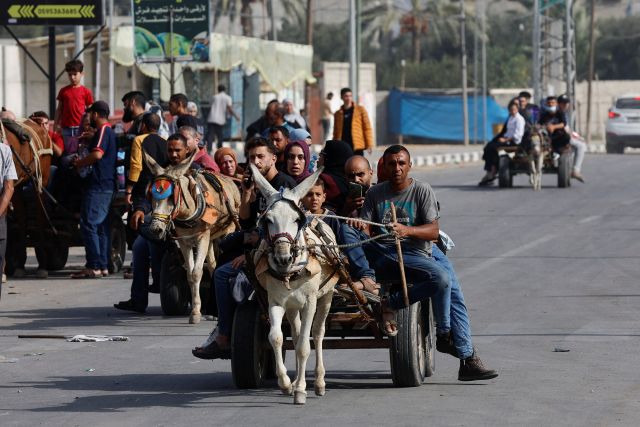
left=54, top=59, right=94, bottom=151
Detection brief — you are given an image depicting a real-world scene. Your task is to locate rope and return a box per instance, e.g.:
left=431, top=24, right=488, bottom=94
left=307, top=213, right=390, bottom=228
left=297, top=230, right=395, bottom=251
left=15, top=119, right=50, bottom=194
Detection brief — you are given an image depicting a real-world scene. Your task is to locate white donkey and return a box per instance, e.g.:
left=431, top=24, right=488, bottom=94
left=250, top=164, right=339, bottom=405
left=144, top=152, right=240, bottom=324
left=529, top=127, right=544, bottom=191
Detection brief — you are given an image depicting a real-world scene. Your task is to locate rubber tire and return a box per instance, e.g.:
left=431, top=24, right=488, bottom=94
left=498, top=156, right=513, bottom=188
left=159, top=250, right=191, bottom=316
left=423, top=299, right=436, bottom=378
left=557, top=152, right=572, bottom=188
left=231, top=300, right=270, bottom=389
left=606, top=139, right=624, bottom=154
left=390, top=301, right=427, bottom=387
left=42, top=243, right=69, bottom=271
left=108, top=217, right=127, bottom=274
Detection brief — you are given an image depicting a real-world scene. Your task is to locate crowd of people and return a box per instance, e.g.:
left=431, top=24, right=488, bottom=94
left=0, top=58, right=499, bottom=382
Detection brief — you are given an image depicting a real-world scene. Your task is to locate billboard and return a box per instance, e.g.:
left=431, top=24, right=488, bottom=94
left=133, top=0, right=209, bottom=63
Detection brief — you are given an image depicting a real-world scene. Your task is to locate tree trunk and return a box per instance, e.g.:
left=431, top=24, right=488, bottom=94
left=241, top=0, right=254, bottom=37
left=412, top=28, right=421, bottom=63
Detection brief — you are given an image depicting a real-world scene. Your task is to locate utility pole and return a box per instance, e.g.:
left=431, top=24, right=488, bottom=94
left=95, top=1, right=103, bottom=100
left=169, top=5, right=175, bottom=96
left=586, top=0, right=596, bottom=144
left=306, top=0, right=313, bottom=45
left=74, top=26, right=84, bottom=83
left=269, top=0, right=278, bottom=41
left=481, top=0, right=488, bottom=144
left=532, top=0, right=541, bottom=103
left=399, top=59, right=406, bottom=145
left=460, top=0, right=469, bottom=146
left=108, top=0, right=115, bottom=115
left=348, top=0, right=357, bottom=102
left=473, top=0, right=479, bottom=145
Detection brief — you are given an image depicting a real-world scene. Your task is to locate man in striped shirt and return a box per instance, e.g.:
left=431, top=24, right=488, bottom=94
left=71, top=101, right=117, bottom=279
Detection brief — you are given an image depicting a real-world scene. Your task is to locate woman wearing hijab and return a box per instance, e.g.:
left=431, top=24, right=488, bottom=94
left=318, top=139, right=353, bottom=211
left=214, top=147, right=243, bottom=189
left=283, top=140, right=311, bottom=184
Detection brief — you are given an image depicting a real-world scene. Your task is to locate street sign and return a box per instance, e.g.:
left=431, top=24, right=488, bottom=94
left=0, top=0, right=103, bottom=26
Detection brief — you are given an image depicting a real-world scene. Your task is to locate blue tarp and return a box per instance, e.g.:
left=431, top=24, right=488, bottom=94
left=387, top=89, right=508, bottom=142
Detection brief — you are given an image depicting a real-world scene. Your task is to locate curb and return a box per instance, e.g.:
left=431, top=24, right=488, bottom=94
left=221, top=142, right=607, bottom=168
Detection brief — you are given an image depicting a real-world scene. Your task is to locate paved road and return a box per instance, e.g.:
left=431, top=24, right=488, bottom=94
left=1, top=154, right=639, bottom=426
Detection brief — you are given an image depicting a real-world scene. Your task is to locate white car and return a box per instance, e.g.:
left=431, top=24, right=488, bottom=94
left=605, top=94, right=640, bottom=153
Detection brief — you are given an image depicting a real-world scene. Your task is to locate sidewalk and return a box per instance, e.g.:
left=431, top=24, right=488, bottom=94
left=220, top=141, right=606, bottom=169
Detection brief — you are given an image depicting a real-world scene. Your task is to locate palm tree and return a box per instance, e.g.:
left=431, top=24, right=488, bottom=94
left=213, top=0, right=257, bottom=37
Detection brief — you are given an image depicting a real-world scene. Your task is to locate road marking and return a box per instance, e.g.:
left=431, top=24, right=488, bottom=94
left=458, top=233, right=556, bottom=280
left=578, top=215, right=601, bottom=224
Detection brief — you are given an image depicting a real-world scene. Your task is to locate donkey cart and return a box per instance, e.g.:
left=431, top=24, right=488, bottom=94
left=230, top=285, right=436, bottom=389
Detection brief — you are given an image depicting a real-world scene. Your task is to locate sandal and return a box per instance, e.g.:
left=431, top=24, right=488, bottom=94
left=350, top=277, right=380, bottom=295
left=101, top=270, right=109, bottom=277
left=478, top=176, right=496, bottom=187
left=70, top=269, right=102, bottom=279
left=380, top=297, right=398, bottom=337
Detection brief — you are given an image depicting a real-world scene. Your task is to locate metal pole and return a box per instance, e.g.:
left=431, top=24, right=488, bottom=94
left=473, top=1, right=479, bottom=145
left=108, top=0, right=115, bottom=114
left=74, top=26, right=84, bottom=65
left=270, top=0, right=278, bottom=41
left=399, top=59, right=405, bottom=145
left=48, top=27, right=56, bottom=118
left=95, top=24, right=102, bottom=99
left=586, top=0, right=595, bottom=144
left=348, top=0, right=357, bottom=102
left=460, top=0, right=469, bottom=146
left=481, top=0, right=488, bottom=144
left=356, top=0, right=361, bottom=102
left=532, top=0, right=541, bottom=103
left=169, top=6, right=175, bottom=96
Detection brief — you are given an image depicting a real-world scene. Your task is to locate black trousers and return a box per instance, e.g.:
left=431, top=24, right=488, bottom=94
left=483, top=137, right=517, bottom=172
left=0, top=216, right=6, bottom=300
left=207, top=123, right=225, bottom=152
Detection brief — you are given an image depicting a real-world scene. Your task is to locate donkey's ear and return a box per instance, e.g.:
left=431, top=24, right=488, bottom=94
left=143, top=150, right=165, bottom=176
left=291, top=167, right=324, bottom=202
left=170, top=150, right=196, bottom=177
left=249, top=163, right=278, bottom=199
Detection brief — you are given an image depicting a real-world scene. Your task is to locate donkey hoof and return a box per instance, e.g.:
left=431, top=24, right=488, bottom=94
left=280, top=385, right=293, bottom=396
left=314, top=385, right=325, bottom=396
left=293, top=391, right=307, bottom=405
left=189, top=314, right=201, bottom=324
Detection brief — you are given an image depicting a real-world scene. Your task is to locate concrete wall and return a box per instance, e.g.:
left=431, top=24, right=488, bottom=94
left=0, top=42, right=24, bottom=117
left=320, top=62, right=377, bottom=145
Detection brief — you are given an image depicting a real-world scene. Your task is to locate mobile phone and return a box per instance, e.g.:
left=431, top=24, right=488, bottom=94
left=348, top=182, right=363, bottom=199
left=243, top=168, right=253, bottom=189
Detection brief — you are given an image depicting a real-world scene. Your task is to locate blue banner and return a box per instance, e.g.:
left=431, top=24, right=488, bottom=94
left=388, top=89, right=508, bottom=142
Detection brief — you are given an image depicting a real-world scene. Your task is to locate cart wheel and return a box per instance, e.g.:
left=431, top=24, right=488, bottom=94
left=37, top=242, right=69, bottom=271
left=159, top=250, right=190, bottom=316
left=422, top=299, right=436, bottom=377
left=231, top=299, right=270, bottom=389
left=557, top=151, right=572, bottom=188
left=498, top=156, right=512, bottom=188
left=390, top=301, right=426, bottom=387
left=108, top=217, right=127, bottom=274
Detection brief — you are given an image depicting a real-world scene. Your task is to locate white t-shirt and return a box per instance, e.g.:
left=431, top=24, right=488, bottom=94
left=0, top=143, right=18, bottom=191
left=504, top=112, right=525, bottom=144
left=207, top=91, right=233, bottom=125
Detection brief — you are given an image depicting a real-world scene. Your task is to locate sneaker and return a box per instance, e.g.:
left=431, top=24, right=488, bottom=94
left=113, top=299, right=146, bottom=314
left=458, top=350, right=498, bottom=381
left=436, top=331, right=458, bottom=358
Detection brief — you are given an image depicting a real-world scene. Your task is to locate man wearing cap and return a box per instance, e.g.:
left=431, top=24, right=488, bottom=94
left=557, top=94, right=586, bottom=182
left=71, top=101, right=117, bottom=279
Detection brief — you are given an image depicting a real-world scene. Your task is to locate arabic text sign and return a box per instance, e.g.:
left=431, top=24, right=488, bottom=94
left=1, top=0, right=103, bottom=25
left=133, top=0, right=209, bottom=63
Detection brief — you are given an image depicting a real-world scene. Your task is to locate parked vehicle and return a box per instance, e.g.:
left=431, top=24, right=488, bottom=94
left=605, top=94, right=640, bottom=154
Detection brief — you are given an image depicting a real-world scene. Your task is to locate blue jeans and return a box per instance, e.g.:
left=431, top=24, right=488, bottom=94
left=339, top=224, right=450, bottom=310
left=80, top=190, right=113, bottom=270
left=213, top=261, right=241, bottom=337
left=431, top=245, right=474, bottom=359
left=130, top=234, right=166, bottom=309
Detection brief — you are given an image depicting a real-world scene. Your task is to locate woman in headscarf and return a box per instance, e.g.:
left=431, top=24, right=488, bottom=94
left=283, top=140, right=311, bottom=184
left=318, top=139, right=353, bottom=211
left=214, top=147, right=243, bottom=189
